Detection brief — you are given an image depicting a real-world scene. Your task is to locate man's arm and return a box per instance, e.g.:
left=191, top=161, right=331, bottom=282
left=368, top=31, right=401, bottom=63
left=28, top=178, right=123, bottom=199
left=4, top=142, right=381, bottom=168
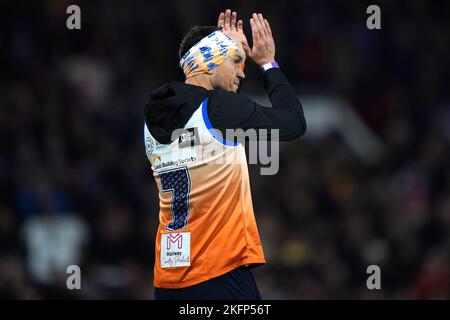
left=209, top=11, right=306, bottom=141
left=208, top=68, right=306, bottom=141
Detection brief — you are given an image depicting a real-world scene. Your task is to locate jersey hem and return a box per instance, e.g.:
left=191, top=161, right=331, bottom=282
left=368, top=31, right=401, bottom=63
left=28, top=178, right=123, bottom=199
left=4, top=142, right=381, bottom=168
left=153, top=257, right=266, bottom=289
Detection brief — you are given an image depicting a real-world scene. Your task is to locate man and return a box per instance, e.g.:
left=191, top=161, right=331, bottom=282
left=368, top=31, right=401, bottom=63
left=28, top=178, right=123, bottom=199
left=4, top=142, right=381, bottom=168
left=144, top=10, right=306, bottom=299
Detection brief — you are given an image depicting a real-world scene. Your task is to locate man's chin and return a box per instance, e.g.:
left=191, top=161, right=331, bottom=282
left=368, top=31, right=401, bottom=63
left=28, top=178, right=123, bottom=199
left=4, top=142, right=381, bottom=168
left=222, top=84, right=239, bottom=93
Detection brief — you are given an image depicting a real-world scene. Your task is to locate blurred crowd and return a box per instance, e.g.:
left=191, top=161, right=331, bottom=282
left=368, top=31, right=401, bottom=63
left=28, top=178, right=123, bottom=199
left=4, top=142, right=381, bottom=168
left=0, top=0, right=449, bottom=299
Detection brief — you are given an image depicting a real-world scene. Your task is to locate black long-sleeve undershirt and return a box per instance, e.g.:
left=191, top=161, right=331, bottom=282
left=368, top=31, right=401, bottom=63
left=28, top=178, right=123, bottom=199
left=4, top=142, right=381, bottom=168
left=145, top=68, right=306, bottom=144
left=207, top=68, right=307, bottom=141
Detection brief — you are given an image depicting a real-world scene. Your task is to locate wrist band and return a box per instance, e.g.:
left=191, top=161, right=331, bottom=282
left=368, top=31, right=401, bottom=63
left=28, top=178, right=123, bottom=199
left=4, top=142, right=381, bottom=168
left=259, top=61, right=279, bottom=72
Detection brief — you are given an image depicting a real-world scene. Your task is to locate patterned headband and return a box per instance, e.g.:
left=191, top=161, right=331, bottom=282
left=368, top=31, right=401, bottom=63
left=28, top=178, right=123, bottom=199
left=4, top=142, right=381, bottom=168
left=180, top=31, right=239, bottom=79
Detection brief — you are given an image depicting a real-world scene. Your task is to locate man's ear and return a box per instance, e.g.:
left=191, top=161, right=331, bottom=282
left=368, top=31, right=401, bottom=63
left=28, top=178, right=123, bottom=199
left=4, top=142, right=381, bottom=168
left=205, top=70, right=216, bottom=89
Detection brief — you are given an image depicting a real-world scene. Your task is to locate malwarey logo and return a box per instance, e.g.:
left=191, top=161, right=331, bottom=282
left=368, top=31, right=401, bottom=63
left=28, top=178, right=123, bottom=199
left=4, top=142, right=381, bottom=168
left=161, top=232, right=191, bottom=268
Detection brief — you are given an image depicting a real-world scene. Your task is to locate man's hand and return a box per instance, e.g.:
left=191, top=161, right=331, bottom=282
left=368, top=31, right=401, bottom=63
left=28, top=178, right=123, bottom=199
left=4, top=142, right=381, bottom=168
left=247, top=13, right=276, bottom=66
left=217, top=9, right=249, bottom=51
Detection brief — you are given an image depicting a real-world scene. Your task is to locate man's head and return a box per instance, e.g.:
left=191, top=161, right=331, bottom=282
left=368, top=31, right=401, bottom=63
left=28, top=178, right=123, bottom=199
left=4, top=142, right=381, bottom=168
left=179, top=26, right=219, bottom=61
left=179, top=26, right=246, bottom=93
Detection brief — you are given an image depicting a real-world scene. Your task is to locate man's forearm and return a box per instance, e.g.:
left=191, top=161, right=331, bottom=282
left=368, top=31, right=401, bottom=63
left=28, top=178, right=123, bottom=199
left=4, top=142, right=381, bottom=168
left=263, top=68, right=307, bottom=137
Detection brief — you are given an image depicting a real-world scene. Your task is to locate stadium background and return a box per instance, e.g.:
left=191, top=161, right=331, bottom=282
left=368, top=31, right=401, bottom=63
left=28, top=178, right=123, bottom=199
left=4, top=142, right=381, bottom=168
left=0, top=0, right=449, bottom=299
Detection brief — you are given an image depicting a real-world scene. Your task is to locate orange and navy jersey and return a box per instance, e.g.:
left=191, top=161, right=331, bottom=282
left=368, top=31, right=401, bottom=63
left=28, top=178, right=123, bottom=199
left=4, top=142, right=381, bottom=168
left=144, top=98, right=266, bottom=289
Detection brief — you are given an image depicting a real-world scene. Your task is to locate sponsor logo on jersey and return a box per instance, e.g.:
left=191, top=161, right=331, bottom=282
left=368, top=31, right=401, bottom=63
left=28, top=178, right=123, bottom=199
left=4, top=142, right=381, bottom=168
left=161, top=232, right=191, bottom=268
left=178, top=127, right=200, bottom=149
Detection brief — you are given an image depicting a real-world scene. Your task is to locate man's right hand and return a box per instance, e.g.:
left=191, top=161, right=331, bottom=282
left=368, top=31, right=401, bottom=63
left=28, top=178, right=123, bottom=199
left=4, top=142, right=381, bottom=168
left=246, top=13, right=276, bottom=66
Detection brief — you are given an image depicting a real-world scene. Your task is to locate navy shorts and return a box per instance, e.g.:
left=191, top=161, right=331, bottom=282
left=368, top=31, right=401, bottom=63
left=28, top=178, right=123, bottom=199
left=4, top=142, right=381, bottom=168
left=155, top=266, right=262, bottom=300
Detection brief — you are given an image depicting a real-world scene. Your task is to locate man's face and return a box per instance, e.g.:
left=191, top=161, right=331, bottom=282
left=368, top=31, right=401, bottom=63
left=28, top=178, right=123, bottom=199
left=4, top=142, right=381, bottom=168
left=210, top=49, right=246, bottom=93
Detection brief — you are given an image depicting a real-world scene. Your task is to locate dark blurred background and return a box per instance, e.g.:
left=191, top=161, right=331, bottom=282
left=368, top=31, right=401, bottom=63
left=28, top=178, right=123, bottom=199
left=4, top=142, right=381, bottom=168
left=0, top=0, right=449, bottom=299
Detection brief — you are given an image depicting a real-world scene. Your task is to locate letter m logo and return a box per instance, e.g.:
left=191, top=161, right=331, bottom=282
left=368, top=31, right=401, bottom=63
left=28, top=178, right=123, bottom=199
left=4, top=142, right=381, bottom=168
left=167, top=234, right=183, bottom=250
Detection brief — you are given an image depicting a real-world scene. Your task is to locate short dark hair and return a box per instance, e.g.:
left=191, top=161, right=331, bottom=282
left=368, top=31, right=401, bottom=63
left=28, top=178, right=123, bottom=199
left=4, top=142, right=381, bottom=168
left=179, top=26, right=220, bottom=60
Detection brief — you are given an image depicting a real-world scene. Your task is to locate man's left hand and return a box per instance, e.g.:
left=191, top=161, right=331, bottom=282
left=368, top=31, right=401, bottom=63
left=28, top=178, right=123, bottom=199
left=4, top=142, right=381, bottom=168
left=217, top=9, right=249, bottom=52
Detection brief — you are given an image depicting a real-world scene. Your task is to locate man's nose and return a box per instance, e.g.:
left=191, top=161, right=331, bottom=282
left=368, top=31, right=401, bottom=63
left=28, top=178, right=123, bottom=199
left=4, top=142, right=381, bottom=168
left=237, top=69, right=245, bottom=80
left=237, top=63, right=245, bottom=80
